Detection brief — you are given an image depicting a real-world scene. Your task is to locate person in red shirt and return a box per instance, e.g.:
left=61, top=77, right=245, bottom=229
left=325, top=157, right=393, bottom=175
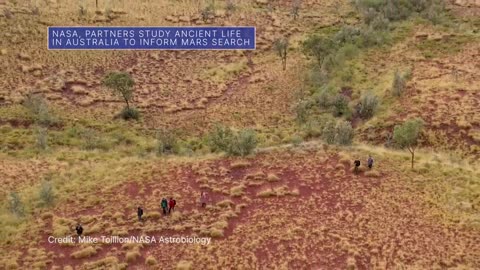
left=168, top=197, right=176, bottom=214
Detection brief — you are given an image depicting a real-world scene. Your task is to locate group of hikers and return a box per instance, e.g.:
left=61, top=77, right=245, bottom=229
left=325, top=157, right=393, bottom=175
left=137, top=197, right=176, bottom=221
left=353, top=155, right=374, bottom=174
left=74, top=192, right=210, bottom=236
left=73, top=157, right=374, bottom=237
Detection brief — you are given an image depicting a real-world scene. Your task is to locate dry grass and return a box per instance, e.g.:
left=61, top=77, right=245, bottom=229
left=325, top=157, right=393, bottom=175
left=0, top=0, right=479, bottom=269
left=176, top=260, right=193, bottom=270
left=125, top=249, right=141, bottom=262
left=145, top=255, right=157, bottom=266
left=70, top=246, right=97, bottom=259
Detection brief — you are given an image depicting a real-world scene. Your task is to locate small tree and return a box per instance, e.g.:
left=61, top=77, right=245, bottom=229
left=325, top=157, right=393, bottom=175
left=274, top=38, right=288, bottom=71
left=303, top=35, right=335, bottom=67
left=8, top=192, right=25, bottom=217
left=393, top=118, right=424, bottom=168
left=102, top=72, right=139, bottom=120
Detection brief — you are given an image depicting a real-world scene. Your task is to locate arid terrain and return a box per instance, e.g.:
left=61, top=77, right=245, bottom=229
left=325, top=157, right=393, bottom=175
left=0, top=0, right=479, bottom=269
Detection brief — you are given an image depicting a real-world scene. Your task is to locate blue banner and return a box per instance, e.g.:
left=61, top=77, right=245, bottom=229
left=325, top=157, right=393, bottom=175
left=48, top=26, right=255, bottom=50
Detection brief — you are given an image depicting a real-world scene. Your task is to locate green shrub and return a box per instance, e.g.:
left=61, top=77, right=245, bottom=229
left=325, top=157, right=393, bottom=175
left=8, top=192, right=25, bottom=217
left=82, top=129, right=108, bottom=150
left=119, top=107, right=140, bottom=120
left=157, top=129, right=178, bottom=155
left=422, top=0, right=445, bottom=24
left=317, top=88, right=333, bottom=109
left=201, top=4, right=215, bottom=22
left=355, top=0, right=445, bottom=23
left=370, top=13, right=390, bottom=30
left=359, top=27, right=387, bottom=47
left=302, top=120, right=323, bottom=139
left=208, top=125, right=234, bottom=152
left=295, top=100, right=314, bottom=123
left=361, top=7, right=379, bottom=25
left=36, top=127, right=48, bottom=150
left=335, top=120, right=354, bottom=145
left=322, top=120, right=336, bottom=144
left=39, top=181, right=55, bottom=207
left=334, top=26, right=361, bottom=45
left=392, top=70, right=407, bottom=96
left=357, top=92, right=379, bottom=119
left=291, top=135, right=303, bottom=146
left=23, top=93, right=55, bottom=126
left=208, top=125, right=257, bottom=156
left=227, top=129, right=257, bottom=156
left=332, top=94, right=350, bottom=117
left=226, top=0, right=236, bottom=15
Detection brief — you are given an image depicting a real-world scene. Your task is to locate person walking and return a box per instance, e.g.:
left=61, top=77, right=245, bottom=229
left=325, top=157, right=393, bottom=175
left=200, top=192, right=207, bottom=208
left=354, top=159, right=361, bottom=174
left=75, top=223, right=83, bottom=237
left=137, top=206, right=144, bottom=221
left=168, top=198, right=176, bottom=214
left=367, top=155, right=374, bottom=169
left=161, top=198, right=168, bottom=215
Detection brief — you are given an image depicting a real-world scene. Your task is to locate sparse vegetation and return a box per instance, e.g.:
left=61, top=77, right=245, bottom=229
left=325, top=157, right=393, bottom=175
left=354, top=0, right=446, bottom=24
left=392, top=69, right=410, bottom=97
left=0, top=0, right=478, bottom=268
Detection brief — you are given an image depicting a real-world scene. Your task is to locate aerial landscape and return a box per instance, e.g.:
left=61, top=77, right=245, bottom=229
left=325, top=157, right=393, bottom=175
left=0, top=0, right=479, bottom=269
